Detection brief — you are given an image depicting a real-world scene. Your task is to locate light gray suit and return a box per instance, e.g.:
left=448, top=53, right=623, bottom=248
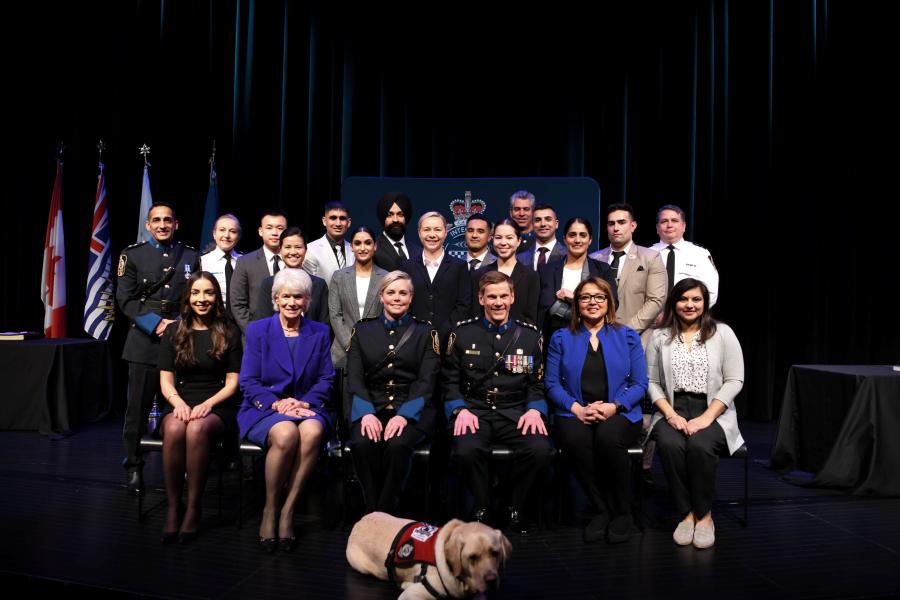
left=589, top=244, right=666, bottom=339
left=304, top=234, right=354, bottom=287
left=230, top=247, right=274, bottom=332
left=328, top=265, right=388, bottom=368
left=645, top=323, right=745, bottom=455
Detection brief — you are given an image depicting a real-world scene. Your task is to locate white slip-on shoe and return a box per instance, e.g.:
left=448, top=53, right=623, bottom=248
left=692, top=522, right=715, bottom=549
left=673, top=519, right=695, bottom=546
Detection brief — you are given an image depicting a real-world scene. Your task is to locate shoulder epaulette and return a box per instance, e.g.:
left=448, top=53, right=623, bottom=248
left=179, top=242, right=196, bottom=251
left=123, top=241, right=146, bottom=251
left=411, top=316, right=433, bottom=325
left=515, top=320, right=540, bottom=332
left=455, top=318, right=478, bottom=327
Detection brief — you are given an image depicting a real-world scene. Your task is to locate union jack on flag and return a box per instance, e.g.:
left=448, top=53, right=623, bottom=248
left=84, top=161, right=114, bottom=340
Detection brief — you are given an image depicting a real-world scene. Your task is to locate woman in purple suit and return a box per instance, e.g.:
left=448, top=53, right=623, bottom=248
left=238, top=268, right=335, bottom=553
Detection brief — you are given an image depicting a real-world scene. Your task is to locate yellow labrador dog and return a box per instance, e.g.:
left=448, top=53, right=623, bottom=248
left=347, top=512, right=512, bottom=599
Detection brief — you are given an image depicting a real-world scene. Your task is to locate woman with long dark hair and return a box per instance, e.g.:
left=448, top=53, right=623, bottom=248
left=158, top=272, right=242, bottom=544
left=646, top=277, right=745, bottom=549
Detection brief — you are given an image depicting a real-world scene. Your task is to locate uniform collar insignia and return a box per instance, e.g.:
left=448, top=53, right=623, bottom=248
left=480, top=317, right=511, bottom=333
left=383, top=313, right=411, bottom=330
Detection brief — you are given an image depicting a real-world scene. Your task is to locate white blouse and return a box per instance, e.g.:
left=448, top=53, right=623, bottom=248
left=355, top=275, right=370, bottom=320
left=671, top=334, right=709, bottom=394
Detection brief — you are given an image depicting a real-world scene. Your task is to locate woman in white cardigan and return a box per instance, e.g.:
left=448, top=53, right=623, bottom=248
left=646, top=278, right=744, bottom=550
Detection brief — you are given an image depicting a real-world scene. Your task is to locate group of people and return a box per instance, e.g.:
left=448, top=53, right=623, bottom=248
left=116, top=189, right=742, bottom=553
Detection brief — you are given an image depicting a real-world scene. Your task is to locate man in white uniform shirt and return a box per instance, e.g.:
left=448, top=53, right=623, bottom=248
left=198, top=214, right=242, bottom=306
left=651, top=204, right=719, bottom=307
left=303, top=200, right=354, bottom=286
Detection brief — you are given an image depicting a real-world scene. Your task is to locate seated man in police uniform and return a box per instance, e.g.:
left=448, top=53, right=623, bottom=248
left=443, top=271, right=554, bottom=533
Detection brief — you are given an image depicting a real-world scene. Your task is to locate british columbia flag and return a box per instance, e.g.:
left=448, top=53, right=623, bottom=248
left=83, top=161, right=114, bottom=340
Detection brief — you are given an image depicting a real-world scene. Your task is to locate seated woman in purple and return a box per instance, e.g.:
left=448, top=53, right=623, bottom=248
left=238, top=268, right=335, bottom=553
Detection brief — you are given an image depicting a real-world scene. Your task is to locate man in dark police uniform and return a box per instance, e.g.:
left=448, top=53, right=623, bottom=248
left=116, top=201, right=197, bottom=494
left=443, top=271, right=554, bottom=533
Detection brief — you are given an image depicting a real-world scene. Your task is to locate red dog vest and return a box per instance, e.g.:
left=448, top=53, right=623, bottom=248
left=387, top=521, right=441, bottom=570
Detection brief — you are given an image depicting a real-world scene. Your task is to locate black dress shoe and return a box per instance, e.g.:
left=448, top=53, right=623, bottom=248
left=126, top=471, right=144, bottom=496
left=607, top=515, right=633, bottom=544
left=278, top=536, right=297, bottom=553
left=473, top=508, right=489, bottom=523
left=259, top=537, right=278, bottom=554
left=507, top=509, right=531, bottom=535
left=583, top=514, right=610, bottom=543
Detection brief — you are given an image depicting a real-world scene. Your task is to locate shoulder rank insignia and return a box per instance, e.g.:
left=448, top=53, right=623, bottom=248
left=456, top=318, right=477, bottom=327
left=431, top=330, right=440, bottom=355
left=446, top=331, right=456, bottom=356
left=413, top=316, right=434, bottom=325
left=515, top=320, right=539, bottom=332
left=117, top=254, right=128, bottom=277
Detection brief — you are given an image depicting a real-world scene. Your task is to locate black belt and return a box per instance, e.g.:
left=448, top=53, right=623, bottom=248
left=142, top=299, right=180, bottom=314
left=468, top=389, right=525, bottom=409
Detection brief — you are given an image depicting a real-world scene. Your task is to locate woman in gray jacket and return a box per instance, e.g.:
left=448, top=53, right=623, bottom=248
left=646, top=278, right=744, bottom=550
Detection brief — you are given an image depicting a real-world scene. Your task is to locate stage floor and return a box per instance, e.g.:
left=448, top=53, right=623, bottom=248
left=1, top=419, right=899, bottom=599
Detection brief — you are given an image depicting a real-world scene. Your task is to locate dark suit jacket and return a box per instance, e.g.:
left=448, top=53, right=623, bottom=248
left=237, top=315, right=335, bottom=438
left=373, top=233, right=423, bottom=272
left=469, top=261, right=539, bottom=325
left=517, top=240, right=566, bottom=271
left=400, top=254, right=471, bottom=336
left=537, top=258, right=619, bottom=336
left=257, top=272, right=329, bottom=325
left=229, top=247, right=273, bottom=332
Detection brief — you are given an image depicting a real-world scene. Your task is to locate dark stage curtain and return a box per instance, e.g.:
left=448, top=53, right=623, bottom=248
left=2, top=1, right=897, bottom=421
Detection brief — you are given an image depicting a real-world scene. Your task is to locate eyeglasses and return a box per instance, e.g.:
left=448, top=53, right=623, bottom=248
left=577, top=293, right=608, bottom=304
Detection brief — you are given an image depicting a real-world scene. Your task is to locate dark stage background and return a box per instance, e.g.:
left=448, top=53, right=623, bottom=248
left=2, top=1, right=897, bottom=422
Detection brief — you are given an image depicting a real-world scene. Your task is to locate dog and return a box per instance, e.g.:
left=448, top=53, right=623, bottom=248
left=346, top=512, right=512, bottom=599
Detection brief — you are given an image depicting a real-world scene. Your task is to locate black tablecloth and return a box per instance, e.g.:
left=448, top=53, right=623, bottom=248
left=0, top=338, right=113, bottom=434
left=771, top=365, right=900, bottom=496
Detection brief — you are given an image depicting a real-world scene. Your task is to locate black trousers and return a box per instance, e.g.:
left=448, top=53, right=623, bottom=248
left=451, top=412, right=555, bottom=512
left=652, top=392, right=727, bottom=517
left=349, top=408, right=432, bottom=513
left=554, top=414, right=641, bottom=519
left=123, top=361, right=160, bottom=471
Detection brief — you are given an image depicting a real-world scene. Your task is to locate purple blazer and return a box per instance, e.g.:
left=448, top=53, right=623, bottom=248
left=237, top=314, right=335, bottom=438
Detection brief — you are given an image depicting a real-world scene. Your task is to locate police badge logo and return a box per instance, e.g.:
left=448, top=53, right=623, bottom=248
left=398, top=541, right=414, bottom=559
left=446, top=191, right=487, bottom=260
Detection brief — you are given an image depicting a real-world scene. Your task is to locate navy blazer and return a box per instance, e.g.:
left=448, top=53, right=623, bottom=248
left=537, top=258, right=619, bottom=333
left=237, top=315, right=335, bottom=438
left=400, top=254, right=471, bottom=336
left=373, top=233, right=423, bottom=272
left=544, top=324, right=648, bottom=423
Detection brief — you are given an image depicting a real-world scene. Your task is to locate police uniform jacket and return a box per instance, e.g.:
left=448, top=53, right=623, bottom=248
left=116, top=239, right=198, bottom=365
left=442, top=318, right=547, bottom=423
left=347, top=314, right=441, bottom=424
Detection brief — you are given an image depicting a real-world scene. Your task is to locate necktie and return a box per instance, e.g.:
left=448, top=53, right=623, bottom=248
left=469, top=258, right=480, bottom=271
left=224, top=254, right=234, bottom=298
left=395, top=242, right=408, bottom=260
left=666, top=245, right=675, bottom=290
left=335, top=244, right=346, bottom=268
left=272, top=255, right=281, bottom=275
left=537, top=246, right=549, bottom=267
left=610, top=251, right=625, bottom=281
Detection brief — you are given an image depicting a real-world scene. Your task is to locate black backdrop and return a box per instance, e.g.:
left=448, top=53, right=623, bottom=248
left=3, top=1, right=897, bottom=421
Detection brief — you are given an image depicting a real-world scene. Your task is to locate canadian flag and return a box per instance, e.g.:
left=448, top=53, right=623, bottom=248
left=41, top=159, right=67, bottom=338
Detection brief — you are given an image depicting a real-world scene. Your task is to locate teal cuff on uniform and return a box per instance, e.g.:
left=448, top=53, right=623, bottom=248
left=351, top=395, right=376, bottom=423
left=398, top=396, right=424, bottom=421
left=526, top=400, right=548, bottom=417
left=133, top=312, right=162, bottom=336
left=444, top=398, right=466, bottom=420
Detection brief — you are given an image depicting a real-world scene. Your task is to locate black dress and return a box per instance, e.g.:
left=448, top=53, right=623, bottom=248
left=157, top=323, right=243, bottom=437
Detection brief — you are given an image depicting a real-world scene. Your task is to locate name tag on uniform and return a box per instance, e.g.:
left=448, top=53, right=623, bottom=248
left=465, top=349, right=481, bottom=356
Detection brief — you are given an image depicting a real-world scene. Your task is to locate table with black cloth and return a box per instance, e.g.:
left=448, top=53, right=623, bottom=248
left=0, top=338, right=113, bottom=434
left=770, top=365, right=900, bottom=496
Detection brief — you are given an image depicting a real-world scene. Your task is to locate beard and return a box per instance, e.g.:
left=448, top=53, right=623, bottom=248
left=384, top=221, right=406, bottom=240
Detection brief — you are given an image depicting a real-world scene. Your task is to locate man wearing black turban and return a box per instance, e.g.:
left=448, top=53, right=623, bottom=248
left=373, top=192, right=423, bottom=271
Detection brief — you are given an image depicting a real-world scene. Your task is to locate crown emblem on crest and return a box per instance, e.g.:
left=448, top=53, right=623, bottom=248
left=449, top=191, right=486, bottom=227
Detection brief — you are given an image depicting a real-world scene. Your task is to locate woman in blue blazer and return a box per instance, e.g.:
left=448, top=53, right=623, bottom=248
left=545, top=276, right=647, bottom=543
left=238, top=268, right=335, bottom=553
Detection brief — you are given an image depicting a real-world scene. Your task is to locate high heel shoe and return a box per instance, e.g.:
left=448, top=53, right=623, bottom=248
left=278, top=536, right=297, bottom=553
left=259, top=537, right=278, bottom=554
left=161, top=530, right=179, bottom=545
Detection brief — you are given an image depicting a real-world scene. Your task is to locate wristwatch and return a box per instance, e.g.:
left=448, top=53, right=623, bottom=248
left=613, top=402, right=625, bottom=415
